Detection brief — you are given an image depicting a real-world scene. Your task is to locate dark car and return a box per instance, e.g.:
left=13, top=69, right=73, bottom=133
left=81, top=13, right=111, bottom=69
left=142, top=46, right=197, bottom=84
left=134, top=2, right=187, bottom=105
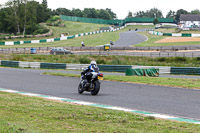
left=50, top=47, right=73, bottom=55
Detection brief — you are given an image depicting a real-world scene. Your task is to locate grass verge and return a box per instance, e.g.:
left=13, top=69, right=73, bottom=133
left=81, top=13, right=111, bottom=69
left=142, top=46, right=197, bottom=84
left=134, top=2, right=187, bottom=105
left=136, top=32, right=200, bottom=47
left=1, top=54, right=200, bottom=67
left=43, top=72, right=200, bottom=90
left=1, top=91, right=200, bottom=132
left=0, top=24, right=154, bottom=48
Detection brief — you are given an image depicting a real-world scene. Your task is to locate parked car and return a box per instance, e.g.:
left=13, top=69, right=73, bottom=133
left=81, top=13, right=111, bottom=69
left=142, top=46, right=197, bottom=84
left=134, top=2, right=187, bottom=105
left=50, top=47, right=73, bottom=55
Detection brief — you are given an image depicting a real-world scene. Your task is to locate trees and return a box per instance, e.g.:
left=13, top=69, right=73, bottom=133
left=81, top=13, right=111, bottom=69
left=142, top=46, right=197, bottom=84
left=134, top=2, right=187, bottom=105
left=127, top=11, right=133, bottom=18
left=134, top=11, right=146, bottom=18
left=83, top=8, right=98, bottom=18
left=0, top=8, right=10, bottom=33
left=98, top=9, right=112, bottom=20
left=166, top=10, right=176, bottom=18
left=153, top=18, right=159, bottom=25
left=0, top=0, right=118, bottom=36
left=134, top=8, right=163, bottom=18
left=71, top=8, right=85, bottom=17
left=0, top=0, right=50, bottom=35
left=175, top=9, right=188, bottom=22
left=106, top=8, right=116, bottom=19
left=42, top=0, right=50, bottom=21
left=51, top=8, right=116, bottom=20
left=190, top=9, right=200, bottom=14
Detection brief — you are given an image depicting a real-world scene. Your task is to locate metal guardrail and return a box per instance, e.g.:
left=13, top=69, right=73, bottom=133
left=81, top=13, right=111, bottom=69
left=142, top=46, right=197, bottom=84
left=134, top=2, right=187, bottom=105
left=171, top=67, right=200, bottom=75
left=0, top=46, right=200, bottom=55
left=1, top=60, right=200, bottom=75
left=0, top=60, right=171, bottom=74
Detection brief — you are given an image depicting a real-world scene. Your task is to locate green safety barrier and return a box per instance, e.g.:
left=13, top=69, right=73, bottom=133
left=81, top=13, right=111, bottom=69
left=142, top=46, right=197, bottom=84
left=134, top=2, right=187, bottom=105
left=126, top=68, right=159, bottom=77
left=98, top=65, right=132, bottom=72
left=125, top=18, right=154, bottom=23
left=182, top=33, right=192, bottom=37
left=163, top=33, right=172, bottom=36
left=40, top=63, right=66, bottom=69
left=61, top=15, right=125, bottom=25
left=61, top=15, right=174, bottom=24
left=171, top=67, right=200, bottom=75
left=157, top=18, right=174, bottom=23
left=40, top=39, right=47, bottom=43
left=0, top=42, right=5, bottom=45
left=1, top=61, right=19, bottom=67
left=67, top=35, right=75, bottom=39
left=14, top=41, right=20, bottom=45
left=24, top=41, right=31, bottom=44
left=54, top=38, right=60, bottom=41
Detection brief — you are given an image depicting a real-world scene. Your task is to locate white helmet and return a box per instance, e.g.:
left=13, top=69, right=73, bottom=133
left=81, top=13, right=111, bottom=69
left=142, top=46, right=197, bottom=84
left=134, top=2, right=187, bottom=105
left=90, top=60, right=97, bottom=66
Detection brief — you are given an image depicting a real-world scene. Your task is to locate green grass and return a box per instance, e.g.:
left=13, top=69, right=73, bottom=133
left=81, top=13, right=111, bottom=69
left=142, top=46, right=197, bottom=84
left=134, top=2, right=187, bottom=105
left=50, top=20, right=109, bottom=37
left=155, top=28, right=178, bottom=33
left=0, top=21, right=109, bottom=42
left=1, top=91, right=200, bottom=132
left=0, top=24, right=154, bottom=48
left=43, top=72, right=200, bottom=90
left=155, top=28, right=200, bottom=34
left=1, top=54, right=200, bottom=67
left=136, top=32, right=200, bottom=47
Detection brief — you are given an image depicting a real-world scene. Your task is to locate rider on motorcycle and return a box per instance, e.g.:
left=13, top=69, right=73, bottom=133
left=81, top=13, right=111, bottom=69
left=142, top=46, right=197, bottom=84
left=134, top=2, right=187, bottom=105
left=79, top=60, right=103, bottom=95
left=81, top=60, right=99, bottom=82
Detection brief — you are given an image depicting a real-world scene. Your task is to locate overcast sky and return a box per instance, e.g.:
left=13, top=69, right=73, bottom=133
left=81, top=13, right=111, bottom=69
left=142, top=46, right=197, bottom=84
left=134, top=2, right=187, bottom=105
left=1, top=0, right=200, bottom=19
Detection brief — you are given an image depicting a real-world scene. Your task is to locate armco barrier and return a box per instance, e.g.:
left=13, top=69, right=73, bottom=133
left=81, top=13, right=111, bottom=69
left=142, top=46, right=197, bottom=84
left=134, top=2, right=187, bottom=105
left=182, top=33, right=192, bottom=37
left=19, top=61, right=40, bottom=68
left=150, top=31, right=200, bottom=38
left=98, top=65, right=132, bottom=72
left=1, top=61, right=19, bottom=67
left=40, top=63, right=66, bottom=69
left=163, top=33, right=172, bottom=36
left=66, top=64, right=89, bottom=70
left=3, top=60, right=200, bottom=75
left=171, top=67, right=200, bottom=75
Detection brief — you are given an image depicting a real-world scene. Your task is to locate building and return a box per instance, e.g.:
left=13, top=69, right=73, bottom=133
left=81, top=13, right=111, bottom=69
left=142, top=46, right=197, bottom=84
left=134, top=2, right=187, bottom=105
left=180, top=14, right=200, bottom=28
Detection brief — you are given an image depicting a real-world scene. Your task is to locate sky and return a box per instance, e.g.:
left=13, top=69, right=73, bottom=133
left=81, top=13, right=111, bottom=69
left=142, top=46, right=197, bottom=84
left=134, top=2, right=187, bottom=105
left=1, top=0, right=200, bottom=19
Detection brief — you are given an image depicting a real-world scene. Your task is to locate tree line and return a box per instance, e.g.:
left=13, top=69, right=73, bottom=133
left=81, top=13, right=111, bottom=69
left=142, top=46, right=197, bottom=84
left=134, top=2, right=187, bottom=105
left=0, top=0, right=116, bottom=36
left=128, top=8, right=200, bottom=23
left=0, top=0, right=50, bottom=36
left=50, top=8, right=116, bottom=20
left=1, top=0, right=200, bottom=36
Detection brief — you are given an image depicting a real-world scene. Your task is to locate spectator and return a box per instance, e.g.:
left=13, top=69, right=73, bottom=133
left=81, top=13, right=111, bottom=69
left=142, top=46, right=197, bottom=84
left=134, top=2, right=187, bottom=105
left=81, top=41, right=85, bottom=47
left=110, top=40, right=114, bottom=45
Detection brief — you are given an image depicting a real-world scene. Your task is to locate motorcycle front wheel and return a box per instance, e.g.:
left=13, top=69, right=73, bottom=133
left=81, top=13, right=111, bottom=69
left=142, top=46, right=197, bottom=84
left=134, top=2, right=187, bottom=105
left=78, top=83, right=84, bottom=94
left=91, top=81, right=100, bottom=95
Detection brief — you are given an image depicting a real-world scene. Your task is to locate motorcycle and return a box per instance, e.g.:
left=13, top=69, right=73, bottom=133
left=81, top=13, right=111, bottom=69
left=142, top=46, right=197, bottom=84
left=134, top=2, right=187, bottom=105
left=78, top=71, right=103, bottom=95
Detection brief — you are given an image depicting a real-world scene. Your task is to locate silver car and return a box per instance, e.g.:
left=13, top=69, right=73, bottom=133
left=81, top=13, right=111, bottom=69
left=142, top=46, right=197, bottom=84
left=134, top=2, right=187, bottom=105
left=50, top=47, right=73, bottom=55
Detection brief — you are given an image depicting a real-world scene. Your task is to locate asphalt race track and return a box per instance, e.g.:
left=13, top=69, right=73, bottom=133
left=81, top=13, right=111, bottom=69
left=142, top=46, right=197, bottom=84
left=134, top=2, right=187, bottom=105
left=1, top=67, right=200, bottom=121
left=114, top=29, right=147, bottom=46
